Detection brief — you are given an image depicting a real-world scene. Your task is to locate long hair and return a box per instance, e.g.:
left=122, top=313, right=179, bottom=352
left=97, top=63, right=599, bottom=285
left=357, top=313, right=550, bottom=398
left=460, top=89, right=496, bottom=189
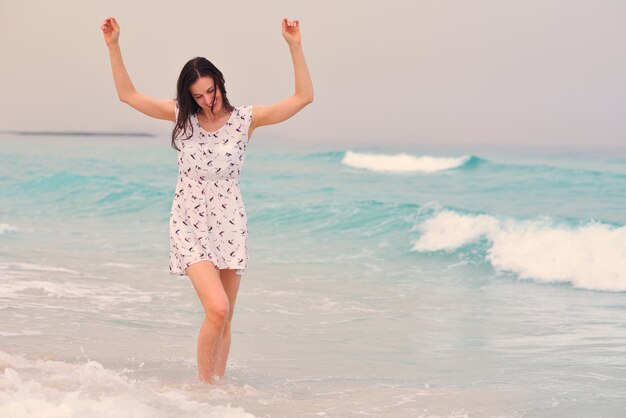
left=171, top=57, right=235, bottom=151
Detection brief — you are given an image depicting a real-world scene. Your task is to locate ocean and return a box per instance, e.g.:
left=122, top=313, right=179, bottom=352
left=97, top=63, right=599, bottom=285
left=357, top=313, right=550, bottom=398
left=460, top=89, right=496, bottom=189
left=1, top=132, right=625, bottom=417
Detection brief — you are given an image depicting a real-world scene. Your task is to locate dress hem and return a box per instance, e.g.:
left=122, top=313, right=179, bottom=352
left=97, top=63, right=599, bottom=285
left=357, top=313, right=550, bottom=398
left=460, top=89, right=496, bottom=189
left=169, top=257, right=246, bottom=276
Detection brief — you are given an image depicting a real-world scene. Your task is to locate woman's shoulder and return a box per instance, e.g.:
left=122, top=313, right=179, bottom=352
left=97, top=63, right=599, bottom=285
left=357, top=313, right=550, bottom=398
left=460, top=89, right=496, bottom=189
left=235, top=104, right=253, bottom=112
left=234, top=105, right=253, bottom=122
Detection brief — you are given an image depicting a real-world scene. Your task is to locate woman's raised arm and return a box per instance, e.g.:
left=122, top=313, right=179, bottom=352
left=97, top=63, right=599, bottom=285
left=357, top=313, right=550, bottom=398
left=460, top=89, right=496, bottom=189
left=249, top=18, right=314, bottom=138
left=101, top=17, right=175, bottom=122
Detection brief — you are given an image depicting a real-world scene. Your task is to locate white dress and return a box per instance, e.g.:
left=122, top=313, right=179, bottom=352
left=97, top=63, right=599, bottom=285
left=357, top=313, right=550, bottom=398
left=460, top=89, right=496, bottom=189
left=169, top=103, right=253, bottom=276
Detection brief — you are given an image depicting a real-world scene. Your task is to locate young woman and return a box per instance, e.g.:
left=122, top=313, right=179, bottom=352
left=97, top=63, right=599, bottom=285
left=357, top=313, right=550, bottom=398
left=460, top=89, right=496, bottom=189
left=100, top=16, right=313, bottom=384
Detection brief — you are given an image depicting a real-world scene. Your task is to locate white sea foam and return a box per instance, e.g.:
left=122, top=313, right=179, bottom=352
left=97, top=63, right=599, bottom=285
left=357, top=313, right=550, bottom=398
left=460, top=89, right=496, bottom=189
left=342, top=150, right=471, bottom=173
left=413, top=210, right=626, bottom=292
left=0, top=262, right=181, bottom=309
left=0, top=262, right=80, bottom=275
left=0, top=351, right=257, bottom=418
left=0, top=223, right=18, bottom=235
left=0, top=278, right=154, bottom=303
left=0, top=331, right=43, bottom=337
left=102, top=262, right=138, bottom=269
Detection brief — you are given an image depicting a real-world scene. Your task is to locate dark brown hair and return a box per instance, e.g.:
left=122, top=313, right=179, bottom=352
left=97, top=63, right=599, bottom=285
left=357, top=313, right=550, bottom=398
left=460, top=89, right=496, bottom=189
left=171, top=57, right=235, bottom=151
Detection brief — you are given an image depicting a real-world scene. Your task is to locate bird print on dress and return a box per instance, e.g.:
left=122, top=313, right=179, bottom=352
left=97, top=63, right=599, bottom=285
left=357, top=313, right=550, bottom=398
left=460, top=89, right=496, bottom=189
left=169, top=104, right=253, bottom=277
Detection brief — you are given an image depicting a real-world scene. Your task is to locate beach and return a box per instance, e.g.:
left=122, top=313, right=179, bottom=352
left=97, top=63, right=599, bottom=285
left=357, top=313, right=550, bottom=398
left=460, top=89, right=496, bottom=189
left=1, top=133, right=626, bottom=417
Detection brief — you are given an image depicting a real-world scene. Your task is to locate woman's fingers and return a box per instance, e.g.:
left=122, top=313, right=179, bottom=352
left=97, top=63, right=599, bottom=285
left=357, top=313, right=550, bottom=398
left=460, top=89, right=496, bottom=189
left=101, top=17, right=119, bottom=31
left=282, top=18, right=299, bottom=28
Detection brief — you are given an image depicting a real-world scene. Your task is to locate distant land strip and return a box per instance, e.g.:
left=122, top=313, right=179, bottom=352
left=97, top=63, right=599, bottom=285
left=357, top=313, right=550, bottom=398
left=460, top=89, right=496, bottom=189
left=0, top=130, right=155, bottom=137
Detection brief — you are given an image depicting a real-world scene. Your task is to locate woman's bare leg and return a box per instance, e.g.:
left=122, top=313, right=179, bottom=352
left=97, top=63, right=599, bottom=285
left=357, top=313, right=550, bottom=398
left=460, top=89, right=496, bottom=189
left=214, top=268, right=241, bottom=377
left=185, top=260, right=230, bottom=384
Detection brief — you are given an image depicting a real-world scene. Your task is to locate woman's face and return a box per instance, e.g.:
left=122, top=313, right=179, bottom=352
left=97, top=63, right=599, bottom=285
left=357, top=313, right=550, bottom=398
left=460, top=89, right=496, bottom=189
left=190, top=76, right=222, bottom=112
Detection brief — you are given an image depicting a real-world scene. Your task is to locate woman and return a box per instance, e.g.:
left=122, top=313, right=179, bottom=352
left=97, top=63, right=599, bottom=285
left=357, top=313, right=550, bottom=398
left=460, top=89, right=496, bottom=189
left=100, top=16, right=313, bottom=384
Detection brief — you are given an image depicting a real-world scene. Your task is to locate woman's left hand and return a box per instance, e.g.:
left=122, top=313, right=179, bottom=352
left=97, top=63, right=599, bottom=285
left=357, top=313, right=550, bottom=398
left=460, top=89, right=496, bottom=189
left=282, top=18, right=301, bottom=46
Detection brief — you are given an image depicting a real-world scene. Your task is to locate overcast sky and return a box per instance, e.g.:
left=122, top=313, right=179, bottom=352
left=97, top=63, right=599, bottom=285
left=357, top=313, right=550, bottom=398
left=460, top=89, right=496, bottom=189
left=1, top=0, right=625, bottom=149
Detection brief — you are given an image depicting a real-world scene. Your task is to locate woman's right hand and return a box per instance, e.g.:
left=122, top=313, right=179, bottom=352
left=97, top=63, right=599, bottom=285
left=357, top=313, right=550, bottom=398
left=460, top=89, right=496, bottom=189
left=101, top=17, right=120, bottom=47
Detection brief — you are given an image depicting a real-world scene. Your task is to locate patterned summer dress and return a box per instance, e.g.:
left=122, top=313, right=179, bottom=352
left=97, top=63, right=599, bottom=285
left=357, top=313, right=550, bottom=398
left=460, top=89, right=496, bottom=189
left=169, top=102, right=253, bottom=276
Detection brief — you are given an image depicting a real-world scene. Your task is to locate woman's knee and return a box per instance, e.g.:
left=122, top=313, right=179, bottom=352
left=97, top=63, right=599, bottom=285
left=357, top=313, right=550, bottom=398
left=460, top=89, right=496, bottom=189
left=203, top=298, right=230, bottom=324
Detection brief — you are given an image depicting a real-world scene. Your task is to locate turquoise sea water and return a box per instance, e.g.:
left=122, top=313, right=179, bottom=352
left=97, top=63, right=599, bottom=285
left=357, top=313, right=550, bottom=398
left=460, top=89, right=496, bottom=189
left=1, top=132, right=626, bottom=417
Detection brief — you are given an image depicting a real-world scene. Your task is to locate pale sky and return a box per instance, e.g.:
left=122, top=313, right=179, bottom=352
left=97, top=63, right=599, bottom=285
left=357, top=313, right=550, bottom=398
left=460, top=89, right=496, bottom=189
left=1, top=0, right=625, bottom=149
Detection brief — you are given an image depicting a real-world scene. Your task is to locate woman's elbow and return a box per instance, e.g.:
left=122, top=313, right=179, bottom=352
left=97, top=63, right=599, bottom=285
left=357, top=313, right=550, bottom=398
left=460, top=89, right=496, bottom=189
left=292, top=94, right=313, bottom=111
left=118, top=90, right=138, bottom=105
left=301, top=94, right=314, bottom=106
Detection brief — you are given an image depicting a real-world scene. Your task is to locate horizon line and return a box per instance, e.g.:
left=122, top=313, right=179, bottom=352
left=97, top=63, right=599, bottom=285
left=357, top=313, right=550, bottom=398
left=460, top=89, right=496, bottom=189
left=0, top=130, right=155, bottom=137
